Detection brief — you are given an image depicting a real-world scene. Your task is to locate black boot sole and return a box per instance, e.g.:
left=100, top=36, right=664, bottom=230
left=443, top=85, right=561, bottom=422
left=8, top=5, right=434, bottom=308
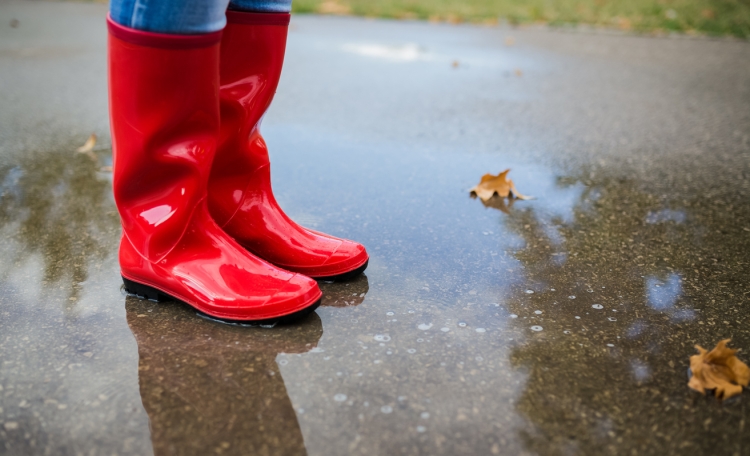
left=122, top=276, right=321, bottom=326
left=313, top=259, right=369, bottom=282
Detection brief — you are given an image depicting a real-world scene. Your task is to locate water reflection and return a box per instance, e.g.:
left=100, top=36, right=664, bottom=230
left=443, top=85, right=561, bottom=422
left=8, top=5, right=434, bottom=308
left=319, top=274, right=369, bottom=307
left=646, top=273, right=682, bottom=311
left=0, top=146, right=119, bottom=300
left=494, top=172, right=750, bottom=455
left=126, top=297, right=323, bottom=456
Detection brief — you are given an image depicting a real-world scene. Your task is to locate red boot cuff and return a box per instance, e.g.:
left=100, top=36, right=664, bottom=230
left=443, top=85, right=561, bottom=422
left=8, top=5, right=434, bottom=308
left=226, top=10, right=291, bottom=26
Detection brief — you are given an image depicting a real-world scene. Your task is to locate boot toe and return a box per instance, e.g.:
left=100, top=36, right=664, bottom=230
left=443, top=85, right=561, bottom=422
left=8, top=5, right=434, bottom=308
left=308, top=240, right=368, bottom=279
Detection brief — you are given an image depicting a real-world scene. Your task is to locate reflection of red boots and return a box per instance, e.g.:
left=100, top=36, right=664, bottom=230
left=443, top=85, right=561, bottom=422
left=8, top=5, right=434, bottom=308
left=108, top=17, right=321, bottom=323
left=207, top=11, right=369, bottom=281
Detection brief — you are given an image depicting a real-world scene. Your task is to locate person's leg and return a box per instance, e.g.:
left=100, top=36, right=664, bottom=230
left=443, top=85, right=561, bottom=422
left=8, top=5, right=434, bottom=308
left=109, top=0, right=231, bottom=34
left=228, top=0, right=292, bottom=13
left=106, top=0, right=322, bottom=322
left=207, top=2, right=370, bottom=281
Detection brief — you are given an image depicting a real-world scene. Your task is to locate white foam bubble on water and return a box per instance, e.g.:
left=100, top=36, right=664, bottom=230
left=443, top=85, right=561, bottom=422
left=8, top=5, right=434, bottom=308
left=563, top=330, right=571, bottom=334
left=509, top=314, right=518, bottom=319
left=525, top=290, right=534, bottom=294
left=458, top=322, right=467, bottom=327
left=530, top=326, right=543, bottom=332
left=278, top=359, right=288, bottom=366
left=534, top=310, right=542, bottom=315
left=334, top=394, right=347, bottom=402
left=575, top=316, right=581, bottom=319
left=568, top=295, right=576, bottom=299
left=475, top=328, right=486, bottom=333
left=418, top=323, right=433, bottom=330
left=592, top=304, right=604, bottom=309
left=374, top=334, right=391, bottom=342
left=607, top=344, right=615, bottom=347
left=310, top=347, right=325, bottom=353
left=608, top=317, right=617, bottom=321
left=416, top=338, right=424, bottom=343
left=407, top=348, right=416, bottom=354
left=386, top=311, right=395, bottom=316
left=381, top=405, right=393, bottom=414
left=441, top=327, right=450, bottom=332
left=420, top=412, right=430, bottom=419
left=298, top=408, right=305, bottom=414
left=416, top=426, right=426, bottom=433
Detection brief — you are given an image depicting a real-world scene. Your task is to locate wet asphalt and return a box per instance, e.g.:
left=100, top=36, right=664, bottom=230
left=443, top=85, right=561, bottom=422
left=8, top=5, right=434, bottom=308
left=1, top=1, right=750, bottom=455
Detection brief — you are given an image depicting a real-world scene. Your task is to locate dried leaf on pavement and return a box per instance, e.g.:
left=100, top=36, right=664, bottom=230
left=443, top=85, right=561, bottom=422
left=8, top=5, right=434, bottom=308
left=76, top=133, right=98, bottom=161
left=77, top=134, right=97, bottom=153
left=469, top=169, right=532, bottom=202
left=688, top=339, right=750, bottom=400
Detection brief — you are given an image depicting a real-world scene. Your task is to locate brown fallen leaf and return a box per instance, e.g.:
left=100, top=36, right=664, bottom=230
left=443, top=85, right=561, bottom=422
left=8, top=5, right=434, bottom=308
left=688, top=339, right=750, bottom=400
left=77, top=133, right=97, bottom=153
left=76, top=133, right=98, bottom=161
left=469, top=169, right=532, bottom=202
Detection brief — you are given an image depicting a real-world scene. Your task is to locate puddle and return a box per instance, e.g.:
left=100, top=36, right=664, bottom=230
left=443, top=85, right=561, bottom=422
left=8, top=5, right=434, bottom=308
left=342, top=43, right=427, bottom=62
left=3, top=127, right=748, bottom=455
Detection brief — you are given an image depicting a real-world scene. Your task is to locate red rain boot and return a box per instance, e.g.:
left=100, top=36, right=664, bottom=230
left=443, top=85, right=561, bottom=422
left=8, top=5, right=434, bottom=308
left=108, top=17, right=321, bottom=323
left=207, top=10, right=369, bottom=281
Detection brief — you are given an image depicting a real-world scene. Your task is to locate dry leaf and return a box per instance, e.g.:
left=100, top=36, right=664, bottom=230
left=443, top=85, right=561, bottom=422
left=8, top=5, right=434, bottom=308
left=688, top=339, right=750, bottom=400
left=469, top=169, right=533, bottom=202
left=76, top=133, right=98, bottom=161
left=77, top=133, right=97, bottom=153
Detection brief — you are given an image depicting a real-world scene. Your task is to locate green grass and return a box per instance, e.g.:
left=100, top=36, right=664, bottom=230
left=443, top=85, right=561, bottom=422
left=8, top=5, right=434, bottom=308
left=292, top=0, right=750, bottom=38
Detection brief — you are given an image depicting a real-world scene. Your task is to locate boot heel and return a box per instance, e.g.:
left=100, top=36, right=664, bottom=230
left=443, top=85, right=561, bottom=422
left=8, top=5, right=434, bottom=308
left=122, top=277, right=173, bottom=302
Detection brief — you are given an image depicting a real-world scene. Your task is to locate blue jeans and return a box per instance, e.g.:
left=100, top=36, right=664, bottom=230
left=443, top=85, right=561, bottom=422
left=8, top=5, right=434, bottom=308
left=110, top=0, right=292, bottom=34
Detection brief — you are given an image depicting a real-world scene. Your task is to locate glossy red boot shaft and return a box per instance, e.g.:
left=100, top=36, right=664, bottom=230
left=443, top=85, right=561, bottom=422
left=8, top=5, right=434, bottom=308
left=108, top=17, right=321, bottom=322
left=208, top=11, right=369, bottom=280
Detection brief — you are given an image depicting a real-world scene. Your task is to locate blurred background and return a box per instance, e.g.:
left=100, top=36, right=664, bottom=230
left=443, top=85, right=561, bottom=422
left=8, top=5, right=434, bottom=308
left=292, top=0, right=749, bottom=37
left=63, top=0, right=750, bottom=37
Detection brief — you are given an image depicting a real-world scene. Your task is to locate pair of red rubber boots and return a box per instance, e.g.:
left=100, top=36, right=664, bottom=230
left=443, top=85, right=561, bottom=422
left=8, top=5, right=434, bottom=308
left=108, top=11, right=368, bottom=324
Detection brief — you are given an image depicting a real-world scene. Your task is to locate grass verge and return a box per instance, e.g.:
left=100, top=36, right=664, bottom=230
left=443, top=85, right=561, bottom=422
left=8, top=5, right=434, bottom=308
left=292, top=0, right=750, bottom=38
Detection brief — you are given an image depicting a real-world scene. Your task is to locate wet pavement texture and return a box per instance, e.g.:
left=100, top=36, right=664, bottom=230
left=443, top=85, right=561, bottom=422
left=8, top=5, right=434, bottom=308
left=1, top=1, right=750, bottom=455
